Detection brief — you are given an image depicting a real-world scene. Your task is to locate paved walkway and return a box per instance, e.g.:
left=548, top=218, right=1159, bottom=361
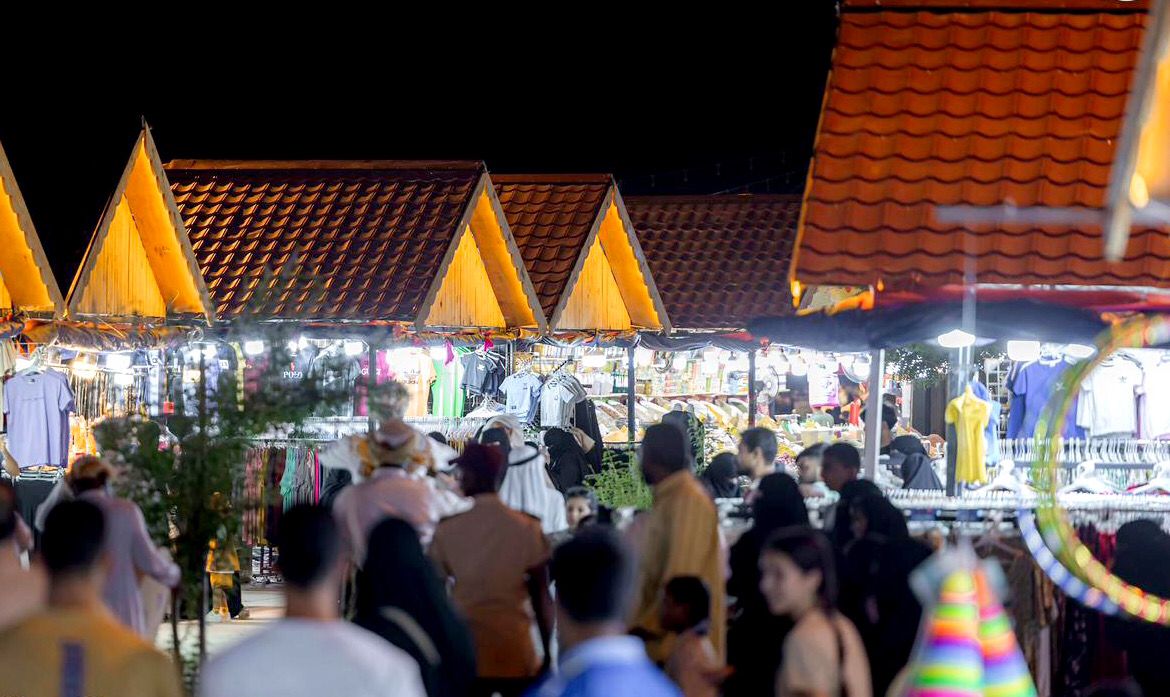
left=155, top=586, right=284, bottom=659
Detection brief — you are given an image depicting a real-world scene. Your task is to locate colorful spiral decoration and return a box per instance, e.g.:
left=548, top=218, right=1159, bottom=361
left=1026, top=315, right=1170, bottom=624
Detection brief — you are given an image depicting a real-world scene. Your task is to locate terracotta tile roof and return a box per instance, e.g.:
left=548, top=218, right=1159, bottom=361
left=792, top=2, right=1170, bottom=292
left=625, top=195, right=802, bottom=330
left=492, top=175, right=613, bottom=319
left=166, top=160, right=483, bottom=321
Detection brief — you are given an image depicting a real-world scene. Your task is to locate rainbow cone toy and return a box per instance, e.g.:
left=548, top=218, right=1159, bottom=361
left=974, top=568, right=1037, bottom=697
left=906, top=568, right=983, bottom=696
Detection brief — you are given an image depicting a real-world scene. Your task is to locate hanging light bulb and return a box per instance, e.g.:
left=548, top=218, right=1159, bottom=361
left=243, top=340, right=266, bottom=356
left=1006, top=340, right=1041, bottom=363
left=105, top=353, right=133, bottom=371
left=344, top=340, right=366, bottom=357
left=937, top=329, right=976, bottom=348
left=72, top=356, right=98, bottom=381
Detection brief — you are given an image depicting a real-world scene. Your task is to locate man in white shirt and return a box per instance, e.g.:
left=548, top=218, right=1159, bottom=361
left=198, top=505, right=426, bottom=697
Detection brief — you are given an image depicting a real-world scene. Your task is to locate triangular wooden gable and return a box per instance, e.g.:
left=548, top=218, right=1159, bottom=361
left=0, top=140, right=65, bottom=317
left=418, top=173, right=547, bottom=330
left=552, top=185, right=670, bottom=333
left=67, top=127, right=213, bottom=323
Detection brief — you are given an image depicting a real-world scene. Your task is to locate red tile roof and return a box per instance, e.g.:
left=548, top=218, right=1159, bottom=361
left=166, top=160, right=483, bottom=321
left=792, top=2, right=1170, bottom=292
left=625, top=195, right=802, bottom=330
left=492, top=175, right=612, bottom=319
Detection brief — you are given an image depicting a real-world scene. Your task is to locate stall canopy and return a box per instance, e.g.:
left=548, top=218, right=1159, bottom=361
left=789, top=0, right=1170, bottom=313
left=750, top=299, right=1108, bottom=352
left=625, top=194, right=801, bottom=331
left=166, top=160, right=545, bottom=331
left=494, top=174, right=668, bottom=333
left=0, top=140, right=64, bottom=317
left=66, top=127, right=214, bottom=324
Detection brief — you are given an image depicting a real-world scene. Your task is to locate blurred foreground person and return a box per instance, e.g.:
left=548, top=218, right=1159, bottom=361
left=526, top=528, right=680, bottom=697
left=761, top=528, right=871, bottom=697
left=0, top=479, right=44, bottom=631
left=0, top=500, right=182, bottom=697
left=1108, top=519, right=1170, bottom=697
left=199, top=505, right=424, bottom=697
left=356, top=518, right=477, bottom=697
left=662, top=576, right=726, bottom=697
left=431, top=443, right=554, bottom=697
left=631, top=424, right=725, bottom=662
left=726, top=473, right=808, bottom=697
left=70, top=455, right=180, bottom=636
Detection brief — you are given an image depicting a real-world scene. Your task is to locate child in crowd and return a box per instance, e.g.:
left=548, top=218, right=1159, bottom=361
left=564, top=486, right=597, bottom=531
left=661, top=576, right=727, bottom=697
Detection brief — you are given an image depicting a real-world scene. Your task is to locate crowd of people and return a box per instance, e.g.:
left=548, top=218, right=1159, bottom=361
left=3, top=404, right=1170, bottom=696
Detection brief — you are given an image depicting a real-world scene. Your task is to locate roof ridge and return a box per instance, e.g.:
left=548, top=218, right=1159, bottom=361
left=164, top=159, right=484, bottom=172
left=491, top=173, right=614, bottom=184
left=841, top=0, right=1148, bottom=13
left=623, top=193, right=803, bottom=204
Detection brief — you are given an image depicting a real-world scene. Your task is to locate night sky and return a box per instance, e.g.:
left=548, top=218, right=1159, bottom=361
left=0, top=5, right=837, bottom=289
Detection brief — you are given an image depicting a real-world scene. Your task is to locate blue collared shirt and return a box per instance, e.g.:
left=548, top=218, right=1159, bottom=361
left=525, top=636, right=681, bottom=697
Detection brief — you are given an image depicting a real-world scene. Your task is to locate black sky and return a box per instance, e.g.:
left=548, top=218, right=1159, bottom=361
left=0, top=6, right=838, bottom=289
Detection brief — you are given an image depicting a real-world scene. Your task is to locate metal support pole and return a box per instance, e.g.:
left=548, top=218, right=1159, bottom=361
left=367, top=341, right=378, bottom=434
left=862, top=349, right=885, bottom=481
left=626, top=346, right=637, bottom=447
left=748, top=350, right=758, bottom=428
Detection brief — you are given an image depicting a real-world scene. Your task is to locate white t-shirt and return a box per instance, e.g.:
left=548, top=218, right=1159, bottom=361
left=1139, top=354, right=1170, bottom=438
left=198, top=618, right=425, bottom=697
left=500, top=372, right=543, bottom=423
left=540, top=377, right=586, bottom=428
left=1078, top=358, right=1142, bottom=437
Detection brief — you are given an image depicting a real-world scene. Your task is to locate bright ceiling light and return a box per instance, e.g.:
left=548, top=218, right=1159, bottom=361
left=344, top=340, right=366, bottom=357
left=72, top=357, right=98, bottom=381
left=1006, top=340, right=1041, bottom=363
left=243, top=340, right=266, bottom=356
left=1130, top=173, right=1151, bottom=208
left=105, top=353, right=133, bottom=371
left=1065, top=344, right=1097, bottom=360
left=937, top=329, right=977, bottom=348
left=582, top=350, right=608, bottom=369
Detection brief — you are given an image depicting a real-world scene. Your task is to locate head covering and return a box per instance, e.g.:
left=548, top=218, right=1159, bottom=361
left=479, top=428, right=512, bottom=461
left=362, top=419, right=428, bottom=478
left=753, top=472, right=809, bottom=534
left=700, top=452, right=742, bottom=499
left=355, top=518, right=476, bottom=697
left=833, top=478, right=884, bottom=549
left=888, top=435, right=927, bottom=459
left=544, top=428, right=590, bottom=493
left=851, top=493, right=909, bottom=540
left=902, top=453, right=944, bottom=491
left=483, top=414, right=526, bottom=448
left=498, top=441, right=567, bottom=534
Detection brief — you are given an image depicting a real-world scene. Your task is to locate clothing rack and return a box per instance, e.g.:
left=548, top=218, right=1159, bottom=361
left=1000, top=437, right=1170, bottom=467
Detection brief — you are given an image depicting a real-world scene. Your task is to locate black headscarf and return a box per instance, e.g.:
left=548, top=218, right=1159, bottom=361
left=699, top=452, right=742, bottom=499
left=831, top=478, right=884, bottom=551
left=753, top=472, right=810, bottom=534
left=1106, top=520, right=1170, bottom=697
left=901, top=453, right=944, bottom=491
left=544, top=427, right=591, bottom=493
left=354, top=518, right=476, bottom=697
left=850, top=493, right=909, bottom=540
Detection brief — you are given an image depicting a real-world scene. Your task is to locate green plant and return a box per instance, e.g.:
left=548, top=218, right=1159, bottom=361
left=587, top=448, right=652, bottom=511
left=96, top=323, right=353, bottom=689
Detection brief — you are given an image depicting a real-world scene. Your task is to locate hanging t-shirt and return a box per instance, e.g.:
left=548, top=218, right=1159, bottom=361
left=807, top=362, right=841, bottom=408
left=1078, top=357, right=1142, bottom=437
left=4, top=369, right=75, bottom=468
left=500, top=372, right=543, bottom=423
left=461, top=352, right=504, bottom=397
left=540, top=377, right=587, bottom=428
left=431, top=354, right=465, bottom=418
left=1140, top=355, right=1170, bottom=438
left=945, top=389, right=991, bottom=484
left=1007, top=358, right=1085, bottom=440
left=970, top=380, right=1002, bottom=465
left=388, top=352, right=435, bottom=418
